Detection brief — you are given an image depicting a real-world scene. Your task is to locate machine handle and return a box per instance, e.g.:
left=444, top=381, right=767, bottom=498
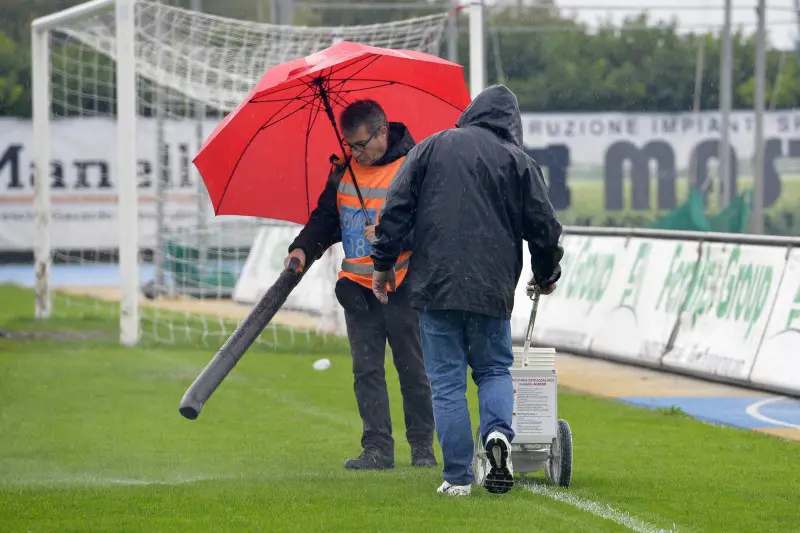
left=522, top=291, right=541, bottom=358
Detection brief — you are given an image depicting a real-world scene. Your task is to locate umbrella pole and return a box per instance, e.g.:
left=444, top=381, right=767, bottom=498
left=315, top=80, right=372, bottom=225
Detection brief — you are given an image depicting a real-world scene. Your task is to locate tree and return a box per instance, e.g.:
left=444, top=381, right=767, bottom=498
left=0, top=0, right=798, bottom=117
left=0, top=32, right=29, bottom=117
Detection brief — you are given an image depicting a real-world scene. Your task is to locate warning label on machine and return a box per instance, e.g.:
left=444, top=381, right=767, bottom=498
left=511, top=376, right=557, bottom=438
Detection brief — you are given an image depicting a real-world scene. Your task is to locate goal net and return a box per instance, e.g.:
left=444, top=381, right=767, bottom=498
left=31, top=0, right=457, bottom=348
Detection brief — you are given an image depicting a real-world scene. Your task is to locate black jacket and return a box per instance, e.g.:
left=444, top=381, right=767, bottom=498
left=288, top=122, right=417, bottom=262
left=370, top=85, right=564, bottom=320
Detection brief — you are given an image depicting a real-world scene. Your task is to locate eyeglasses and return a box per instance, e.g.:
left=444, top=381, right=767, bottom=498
left=345, top=127, right=381, bottom=152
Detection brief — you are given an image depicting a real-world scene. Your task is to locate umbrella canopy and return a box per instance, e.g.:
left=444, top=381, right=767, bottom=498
left=193, top=40, right=471, bottom=225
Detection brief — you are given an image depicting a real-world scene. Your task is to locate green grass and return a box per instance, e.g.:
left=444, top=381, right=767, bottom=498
left=558, top=177, right=800, bottom=235
left=1, top=284, right=799, bottom=532
left=0, top=284, right=118, bottom=337
left=0, top=284, right=349, bottom=355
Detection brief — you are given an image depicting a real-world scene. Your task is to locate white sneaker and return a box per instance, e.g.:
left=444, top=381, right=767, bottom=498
left=437, top=481, right=471, bottom=496
left=484, top=430, right=514, bottom=494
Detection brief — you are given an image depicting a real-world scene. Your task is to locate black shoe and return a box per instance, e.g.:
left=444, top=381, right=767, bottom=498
left=410, top=445, right=437, bottom=468
left=484, top=431, right=514, bottom=494
left=344, top=448, right=395, bottom=470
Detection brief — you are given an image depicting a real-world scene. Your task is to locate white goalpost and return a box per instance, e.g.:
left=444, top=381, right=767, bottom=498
left=30, top=0, right=487, bottom=347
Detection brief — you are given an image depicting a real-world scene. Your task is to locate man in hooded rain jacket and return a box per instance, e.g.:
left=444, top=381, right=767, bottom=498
left=368, top=85, right=564, bottom=496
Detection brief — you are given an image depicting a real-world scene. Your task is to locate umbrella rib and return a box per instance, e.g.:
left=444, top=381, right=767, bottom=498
left=305, top=86, right=326, bottom=136
left=324, top=56, right=405, bottom=116
left=324, top=55, right=382, bottom=95
left=307, top=54, right=378, bottom=86
left=248, top=55, right=378, bottom=103
left=334, top=81, right=394, bottom=94
left=328, top=90, right=352, bottom=111
left=216, top=88, right=316, bottom=213
left=300, top=72, right=348, bottom=145
left=272, top=55, right=382, bottom=114
left=249, top=79, right=323, bottom=102
left=256, top=86, right=319, bottom=131
left=326, top=81, right=393, bottom=109
left=318, top=58, right=384, bottom=119
left=215, top=129, right=265, bottom=214
left=322, top=75, right=352, bottom=110
left=302, top=87, right=327, bottom=217
left=298, top=73, right=336, bottom=128
left=258, top=103, right=313, bottom=131
left=298, top=71, right=348, bottom=129
left=251, top=88, right=322, bottom=107
left=248, top=95, right=321, bottom=104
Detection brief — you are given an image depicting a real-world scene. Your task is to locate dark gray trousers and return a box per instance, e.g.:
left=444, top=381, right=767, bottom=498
left=335, top=278, right=434, bottom=457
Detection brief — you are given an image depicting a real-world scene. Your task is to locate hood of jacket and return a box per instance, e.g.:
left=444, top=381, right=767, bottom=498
left=455, top=84, right=523, bottom=147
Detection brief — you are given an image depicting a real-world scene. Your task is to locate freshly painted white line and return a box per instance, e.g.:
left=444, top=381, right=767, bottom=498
left=746, top=397, right=800, bottom=430
left=105, top=476, right=219, bottom=486
left=0, top=471, right=347, bottom=487
left=525, top=483, right=678, bottom=533
left=0, top=474, right=226, bottom=487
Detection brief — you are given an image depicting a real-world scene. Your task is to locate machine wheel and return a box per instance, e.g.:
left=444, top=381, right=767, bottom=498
left=472, top=427, right=488, bottom=488
left=545, top=419, right=573, bottom=488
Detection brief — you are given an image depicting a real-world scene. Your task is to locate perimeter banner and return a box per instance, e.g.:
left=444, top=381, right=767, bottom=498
left=5, top=109, right=800, bottom=251
left=234, top=225, right=800, bottom=394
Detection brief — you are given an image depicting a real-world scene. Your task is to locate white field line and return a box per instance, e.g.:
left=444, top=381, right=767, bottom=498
left=0, top=471, right=359, bottom=488
left=746, top=397, right=800, bottom=430
left=525, top=483, right=679, bottom=533
left=0, top=474, right=228, bottom=487
left=105, top=476, right=220, bottom=486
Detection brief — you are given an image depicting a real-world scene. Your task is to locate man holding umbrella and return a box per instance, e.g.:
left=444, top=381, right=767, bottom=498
left=284, top=99, right=436, bottom=471
left=369, top=85, right=564, bottom=495
left=192, top=41, right=471, bottom=470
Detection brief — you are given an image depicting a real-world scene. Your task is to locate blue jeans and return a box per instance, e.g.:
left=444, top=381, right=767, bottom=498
left=418, top=310, right=515, bottom=486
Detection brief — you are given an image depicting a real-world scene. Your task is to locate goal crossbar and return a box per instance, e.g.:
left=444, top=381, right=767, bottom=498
left=32, top=0, right=115, bottom=32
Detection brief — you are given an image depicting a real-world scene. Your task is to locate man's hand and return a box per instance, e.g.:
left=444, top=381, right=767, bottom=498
left=538, top=283, right=557, bottom=296
left=284, top=249, right=306, bottom=271
left=372, top=268, right=397, bottom=305
left=364, top=225, right=377, bottom=244
left=527, top=277, right=557, bottom=297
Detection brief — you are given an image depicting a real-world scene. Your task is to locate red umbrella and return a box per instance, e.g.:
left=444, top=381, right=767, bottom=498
left=193, top=40, right=471, bottom=225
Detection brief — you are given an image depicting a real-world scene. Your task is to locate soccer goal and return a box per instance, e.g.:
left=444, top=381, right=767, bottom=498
left=30, top=0, right=487, bottom=347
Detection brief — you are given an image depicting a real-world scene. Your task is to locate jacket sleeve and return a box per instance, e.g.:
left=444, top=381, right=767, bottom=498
left=371, top=139, right=431, bottom=272
left=521, top=158, right=564, bottom=288
left=288, top=166, right=343, bottom=261
left=400, top=228, right=416, bottom=252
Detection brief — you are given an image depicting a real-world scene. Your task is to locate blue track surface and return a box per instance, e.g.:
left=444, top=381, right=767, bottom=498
left=620, top=396, right=800, bottom=430
left=0, top=264, right=155, bottom=287
left=0, top=262, right=242, bottom=288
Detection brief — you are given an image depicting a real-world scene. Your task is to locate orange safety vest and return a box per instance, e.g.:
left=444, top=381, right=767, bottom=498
left=336, top=156, right=412, bottom=290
